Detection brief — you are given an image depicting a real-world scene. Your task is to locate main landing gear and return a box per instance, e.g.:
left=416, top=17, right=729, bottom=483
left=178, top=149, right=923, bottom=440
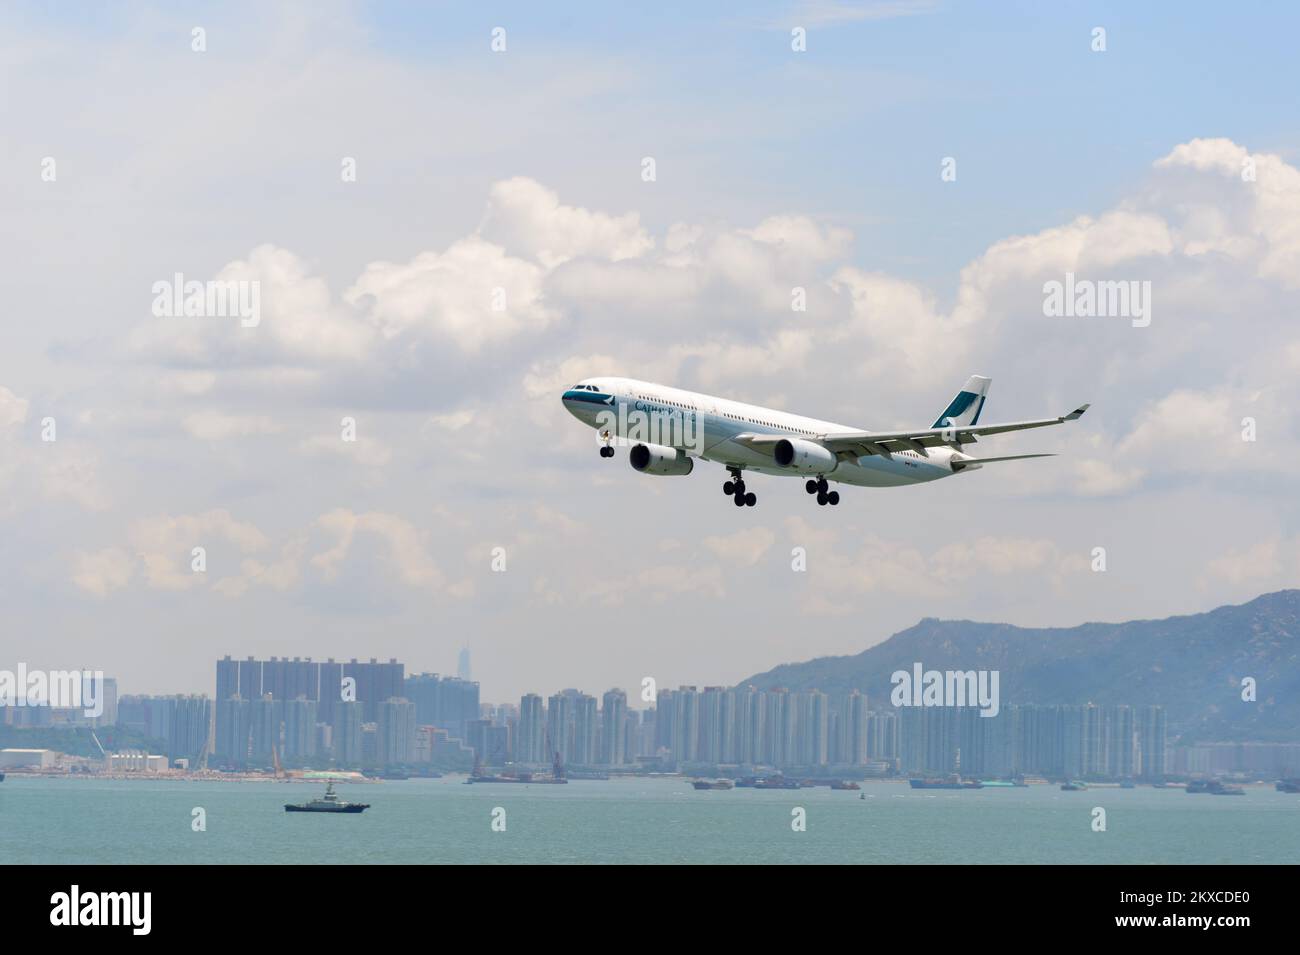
left=599, top=431, right=614, bottom=457
left=723, top=467, right=757, bottom=507
left=804, top=476, right=840, bottom=506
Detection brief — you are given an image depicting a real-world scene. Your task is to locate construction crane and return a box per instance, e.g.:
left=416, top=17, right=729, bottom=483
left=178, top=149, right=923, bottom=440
left=89, top=729, right=109, bottom=770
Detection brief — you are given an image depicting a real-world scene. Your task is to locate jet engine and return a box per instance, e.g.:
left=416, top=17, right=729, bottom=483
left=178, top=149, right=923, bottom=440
left=629, top=443, right=695, bottom=476
left=773, top=438, right=837, bottom=474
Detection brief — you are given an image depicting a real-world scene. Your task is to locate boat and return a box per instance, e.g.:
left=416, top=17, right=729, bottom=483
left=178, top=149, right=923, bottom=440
left=980, top=777, right=1028, bottom=788
left=753, top=775, right=802, bottom=790
left=1060, top=780, right=1088, bottom=791
left=1276, top=778, right=1300, bottom=793
left=692, top=779, right=734, bottom=790
left=466, top=751, right=568, bottom=785
left=829, top=780, right=861, bottom=790
left=362, top=769, right=410, bottom=780
left=910, top=773, right=983, bottom=790
left=1187, top=779, right=1244, bottom=795
left=1119, top=778, right=1137, bottom=789
left=284, top=781, right=370, bottom=813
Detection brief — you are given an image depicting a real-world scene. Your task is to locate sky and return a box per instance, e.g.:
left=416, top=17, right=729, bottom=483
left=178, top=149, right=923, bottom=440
left=2, top=1, right=1299, bottom=703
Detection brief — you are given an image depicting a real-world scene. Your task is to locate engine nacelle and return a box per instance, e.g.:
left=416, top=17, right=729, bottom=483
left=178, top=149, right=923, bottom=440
left=629, top=443, right=695, bottom=476
left=773, top=438, right=837, bottom=474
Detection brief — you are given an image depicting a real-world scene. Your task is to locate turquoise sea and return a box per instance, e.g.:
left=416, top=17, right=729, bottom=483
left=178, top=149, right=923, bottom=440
left=3, top=775, right=1298, bottom=864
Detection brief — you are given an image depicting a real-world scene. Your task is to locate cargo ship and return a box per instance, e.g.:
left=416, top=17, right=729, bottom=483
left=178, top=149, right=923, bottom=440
left=1187, top=779, right=1245, bottom=795
left=752, top=775, right=802, bottom=790
left=284, top=781, right=370, bottom=814
left=692, top=779, right=734, bottom=790
left=1060, top=780, right=1088, bottom=791
left=466, top=752, right=568, bottom=785
left=829, top=780, right=861, bottom=790
left=910, top=774, right=983, bottom=790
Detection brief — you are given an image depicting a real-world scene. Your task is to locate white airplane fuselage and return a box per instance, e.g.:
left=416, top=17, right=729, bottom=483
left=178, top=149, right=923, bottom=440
left=561, top=376, right=959, bottom=488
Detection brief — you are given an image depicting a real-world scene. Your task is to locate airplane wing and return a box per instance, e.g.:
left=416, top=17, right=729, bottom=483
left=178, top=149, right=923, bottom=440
left=819, top=404, right=1089, bottom=458
left=950, top=452, right=1055, bottom=471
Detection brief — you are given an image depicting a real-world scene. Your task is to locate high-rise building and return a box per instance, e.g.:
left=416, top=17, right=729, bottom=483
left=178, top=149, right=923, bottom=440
left=654, top=688, right=675, bottom=757
left=835, top=691, right=869, bottom=765
left=238, top=656, right=262, bottom=701
left=317, top=658, right=342, bottom=725
left=216, top=656, right=239, bottom=703
left=1137, top=705, right=1167, bottom=780
left=546, top=692, right=573, bottom=763
left=672, top=686, right=699, bottom=764
left=573, top=694, right=598, bottom=766
left=377, top=698, right=416, bottom=766
left=600, top=689, right=628, bottom=766
left=332, top=701, right=363, bottom=767
left=283, top=697, right=318, bottom=761
left=698, top=686, right=726, bottom=764
left=250, top=695, right=281, bottom=765
left=214, top=696, right=252, bottom=767
left=518, top=693, right=545, bottom=763
left=404, top=673, right=479, bottom=739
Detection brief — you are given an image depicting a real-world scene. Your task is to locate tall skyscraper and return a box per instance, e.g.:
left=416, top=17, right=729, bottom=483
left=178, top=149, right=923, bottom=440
left=332, top=700, right=363, bottom=767
left=601, top=689, right=628, bottom=766
left=546, top=692, right=573, bottom=763
left=1137, top=705, right=1168, bottom=780
left=214, top=696, right=252, bottom=767
left=377, top=698, right=416, bottom=766
left=672, top=686, right=699, bottom=764
left=283, top=697, right=318, bottom=761
left=216, top=656, right=238, bottom=703
left=518, top=693, right=545, bottom=763
left=573, top=694, right=598, bottom=766
left=698, top=687, right=726, bottom=764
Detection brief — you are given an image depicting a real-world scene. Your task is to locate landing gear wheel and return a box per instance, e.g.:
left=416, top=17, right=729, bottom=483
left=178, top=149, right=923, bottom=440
left=805, top=479, right=818, bottom=494
left=827, top=490, right=840, bottom=506
left=599, top=445, right=614, bottom=458
left=733, top=493, right=746, bottom=507
left=723, top=481, right=735, bottom=495
left=817, top=476, right=829, bottom=493
left=745, top=492, right=757, bottom=507
left=817, top=491, right=828, bottom=506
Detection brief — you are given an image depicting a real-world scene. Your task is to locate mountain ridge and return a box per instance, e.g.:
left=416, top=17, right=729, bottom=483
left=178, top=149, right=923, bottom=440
left=739, top=590, right=1300, bottom=742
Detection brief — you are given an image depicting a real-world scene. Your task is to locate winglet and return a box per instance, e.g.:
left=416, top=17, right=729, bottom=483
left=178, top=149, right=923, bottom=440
left=1064, top=404, right=1090, bottom=421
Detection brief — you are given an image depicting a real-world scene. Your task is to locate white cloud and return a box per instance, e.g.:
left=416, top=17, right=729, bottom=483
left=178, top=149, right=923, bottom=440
left=71, top=547, right=135, bottom=597
left=480, top=177, right=653, bottom=269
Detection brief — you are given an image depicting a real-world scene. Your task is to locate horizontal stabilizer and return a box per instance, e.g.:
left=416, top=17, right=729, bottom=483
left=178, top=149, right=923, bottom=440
left=951, top=452, right=1055, bottom=472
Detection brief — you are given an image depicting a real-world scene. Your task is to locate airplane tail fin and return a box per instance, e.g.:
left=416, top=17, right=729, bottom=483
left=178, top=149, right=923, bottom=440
left=933, top=375, right=991, bottom=428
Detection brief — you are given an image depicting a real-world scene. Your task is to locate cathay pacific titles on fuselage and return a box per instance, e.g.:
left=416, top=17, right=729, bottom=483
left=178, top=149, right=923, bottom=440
left=561, top=375, right=1088, bottom=508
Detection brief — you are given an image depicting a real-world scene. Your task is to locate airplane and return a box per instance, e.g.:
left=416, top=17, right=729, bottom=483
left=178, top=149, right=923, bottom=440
left=561, top=375, right=1088, bottom=507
